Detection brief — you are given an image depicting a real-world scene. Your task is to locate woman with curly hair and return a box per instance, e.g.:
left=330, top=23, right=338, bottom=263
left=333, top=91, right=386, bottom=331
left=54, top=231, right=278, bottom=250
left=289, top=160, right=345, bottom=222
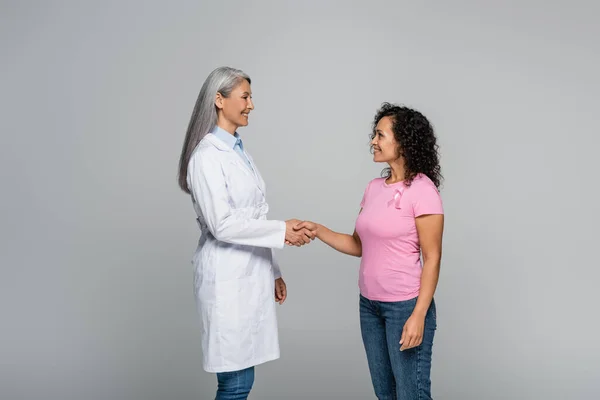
left=296, top=103, right=444, bottom=399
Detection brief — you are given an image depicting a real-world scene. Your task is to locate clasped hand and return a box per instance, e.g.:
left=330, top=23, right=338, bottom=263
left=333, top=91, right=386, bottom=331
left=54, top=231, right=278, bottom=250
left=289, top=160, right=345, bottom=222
left=284, top=219, right=318, bottom=247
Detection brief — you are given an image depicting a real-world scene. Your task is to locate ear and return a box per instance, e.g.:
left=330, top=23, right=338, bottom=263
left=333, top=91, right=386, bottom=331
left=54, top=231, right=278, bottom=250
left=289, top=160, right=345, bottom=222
left=215, top=92, right=224, bottom=110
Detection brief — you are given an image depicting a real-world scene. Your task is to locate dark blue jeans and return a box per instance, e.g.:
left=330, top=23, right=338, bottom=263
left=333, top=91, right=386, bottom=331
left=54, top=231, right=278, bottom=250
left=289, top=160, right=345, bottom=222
left=360, top=295, right=437, bottom=400
left=215, top=366, right=254, bottom=400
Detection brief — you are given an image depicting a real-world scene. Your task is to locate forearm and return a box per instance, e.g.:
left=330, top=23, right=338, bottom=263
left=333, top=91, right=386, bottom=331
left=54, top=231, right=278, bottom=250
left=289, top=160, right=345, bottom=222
left=190, top=151, right=287, bottom=249
left=212, top=217, right=286, bottom=249
left=316, top=224, right=361, bottom=257
left=413, top=257, right=441, bottom=317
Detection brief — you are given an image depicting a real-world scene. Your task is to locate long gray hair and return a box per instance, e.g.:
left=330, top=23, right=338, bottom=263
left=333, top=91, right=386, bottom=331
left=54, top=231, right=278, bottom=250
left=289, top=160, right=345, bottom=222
left=178, top=66, right=251, bottom=193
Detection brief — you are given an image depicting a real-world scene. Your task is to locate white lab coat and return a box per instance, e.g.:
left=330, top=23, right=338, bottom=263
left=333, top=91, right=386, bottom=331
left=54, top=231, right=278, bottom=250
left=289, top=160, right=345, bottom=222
left=187, top=133, right=286, bottom=373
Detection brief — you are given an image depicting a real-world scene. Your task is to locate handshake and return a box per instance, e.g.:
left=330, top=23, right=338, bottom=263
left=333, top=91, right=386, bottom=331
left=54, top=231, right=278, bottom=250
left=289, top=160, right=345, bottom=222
left=284, top=219, right=318, bottom=247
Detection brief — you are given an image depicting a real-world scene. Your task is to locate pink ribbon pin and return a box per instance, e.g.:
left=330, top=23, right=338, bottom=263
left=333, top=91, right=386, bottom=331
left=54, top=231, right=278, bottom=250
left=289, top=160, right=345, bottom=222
left=387, top=188, right=404, bottom=209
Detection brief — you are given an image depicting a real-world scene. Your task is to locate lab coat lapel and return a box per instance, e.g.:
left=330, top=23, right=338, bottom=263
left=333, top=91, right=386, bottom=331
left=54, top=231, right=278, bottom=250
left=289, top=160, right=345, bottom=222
left=205, top=134, right=264, bottom=195
left=244, top=151, right=266, bottom=194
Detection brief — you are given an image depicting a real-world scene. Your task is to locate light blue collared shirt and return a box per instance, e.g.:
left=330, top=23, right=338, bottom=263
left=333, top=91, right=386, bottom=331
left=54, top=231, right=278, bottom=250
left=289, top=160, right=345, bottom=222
left=211, top=126, right=253, bottom=170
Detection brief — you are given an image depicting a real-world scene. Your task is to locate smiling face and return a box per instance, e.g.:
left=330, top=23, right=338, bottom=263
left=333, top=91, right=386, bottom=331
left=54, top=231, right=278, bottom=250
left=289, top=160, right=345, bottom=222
left=215, top=78, right=254, bottom=132
left=371, top=116, right=400, bottom=163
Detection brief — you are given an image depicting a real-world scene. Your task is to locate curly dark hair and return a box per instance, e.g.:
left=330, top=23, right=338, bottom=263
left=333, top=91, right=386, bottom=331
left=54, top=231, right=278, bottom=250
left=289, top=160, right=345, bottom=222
left=370, top=102, right=442, bottom=188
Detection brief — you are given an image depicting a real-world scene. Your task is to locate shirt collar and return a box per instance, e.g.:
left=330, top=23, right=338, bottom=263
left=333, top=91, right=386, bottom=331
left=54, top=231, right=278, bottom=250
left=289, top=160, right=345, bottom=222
left=211, top=126, right=243, bottom=150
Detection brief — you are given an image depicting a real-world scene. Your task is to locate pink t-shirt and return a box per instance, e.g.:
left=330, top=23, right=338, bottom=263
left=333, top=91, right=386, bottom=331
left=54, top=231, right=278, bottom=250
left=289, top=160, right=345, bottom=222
left=355, top=174, right=443, bottom=302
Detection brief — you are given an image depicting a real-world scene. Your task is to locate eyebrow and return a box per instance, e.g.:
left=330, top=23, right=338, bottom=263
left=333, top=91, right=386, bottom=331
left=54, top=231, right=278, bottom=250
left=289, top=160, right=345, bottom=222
left=241, top=92, right=252, bottom=95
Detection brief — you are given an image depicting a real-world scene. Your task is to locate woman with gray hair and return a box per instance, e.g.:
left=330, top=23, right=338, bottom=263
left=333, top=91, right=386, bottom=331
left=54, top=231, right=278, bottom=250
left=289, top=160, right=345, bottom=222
left=178, top=66, right=314, bottom=399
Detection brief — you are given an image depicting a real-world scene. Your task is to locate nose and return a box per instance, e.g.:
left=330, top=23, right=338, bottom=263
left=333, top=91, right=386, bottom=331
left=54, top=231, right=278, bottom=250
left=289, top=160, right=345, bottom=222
left=370, top=136, right=377, bottom=145
left=247, top=98, right=254, bottom=110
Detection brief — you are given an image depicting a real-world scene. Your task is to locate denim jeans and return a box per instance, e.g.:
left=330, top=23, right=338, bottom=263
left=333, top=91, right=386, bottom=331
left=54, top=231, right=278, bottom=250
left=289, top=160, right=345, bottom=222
left=359, top=294, right=437, bottom=400
left=215, top=366, right=255, bottom=400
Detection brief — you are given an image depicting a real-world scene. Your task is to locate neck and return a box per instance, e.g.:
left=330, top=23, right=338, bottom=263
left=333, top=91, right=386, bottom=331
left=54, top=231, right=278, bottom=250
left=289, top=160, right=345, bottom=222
left=216, top=116, right=237, bottom=135
left=387, top=160, right=406, bottom=183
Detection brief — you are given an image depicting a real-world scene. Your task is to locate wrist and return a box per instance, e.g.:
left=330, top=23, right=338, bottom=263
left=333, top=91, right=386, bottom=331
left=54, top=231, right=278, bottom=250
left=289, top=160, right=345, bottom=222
left=412, top=307, right=427, bottom=318
left=315, top=224, right=325, bottom=238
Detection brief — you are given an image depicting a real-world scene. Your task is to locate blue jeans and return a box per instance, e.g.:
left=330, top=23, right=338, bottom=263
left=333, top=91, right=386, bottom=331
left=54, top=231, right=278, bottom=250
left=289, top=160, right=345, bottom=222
left=359, top=295, right=437, bottom=400
left=215, top=366, right=254, bottom=400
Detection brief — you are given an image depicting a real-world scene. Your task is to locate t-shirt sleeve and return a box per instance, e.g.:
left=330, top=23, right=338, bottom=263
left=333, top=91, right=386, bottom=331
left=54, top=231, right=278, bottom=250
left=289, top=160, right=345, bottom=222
left=411, top=181, right=444, bottom=217
left=360, top=180, right=372, bottom=208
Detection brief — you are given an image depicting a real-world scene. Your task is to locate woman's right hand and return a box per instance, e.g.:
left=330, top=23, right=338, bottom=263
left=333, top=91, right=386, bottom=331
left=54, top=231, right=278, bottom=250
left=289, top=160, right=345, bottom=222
left=285, top=219, right=316, bottom=246
left=294, top=220, right=318, bottom=234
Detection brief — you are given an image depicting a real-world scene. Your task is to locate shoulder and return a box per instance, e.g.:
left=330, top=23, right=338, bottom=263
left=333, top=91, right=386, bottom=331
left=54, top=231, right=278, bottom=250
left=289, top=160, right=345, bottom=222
left=408, top=173, right=438, bottom=191
left=188, top=135, right=226, bottom=172
left=364, top=177, right=384, bottom=195
left=367, top=177, right=384, bottom=189
left=360, top=178, right=383, bottom=207
left=406, top=174, right=443, bottom=215
left=406, top=174, right=441, bottom=200
left=196, top=134, right=220, bottom=152
left=194, top=134, right=230, bottom=158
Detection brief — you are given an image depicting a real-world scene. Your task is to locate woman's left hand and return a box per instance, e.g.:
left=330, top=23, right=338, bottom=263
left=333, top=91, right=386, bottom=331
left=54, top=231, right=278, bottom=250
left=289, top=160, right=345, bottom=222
left=399, top=313, right=425, bottom=351
left=274, top=277, right=287, bottom=304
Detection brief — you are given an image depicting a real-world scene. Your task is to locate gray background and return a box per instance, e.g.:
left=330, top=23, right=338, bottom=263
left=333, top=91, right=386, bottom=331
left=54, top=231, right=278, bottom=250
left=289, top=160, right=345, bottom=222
left=2, top=0, right=599, bottom=399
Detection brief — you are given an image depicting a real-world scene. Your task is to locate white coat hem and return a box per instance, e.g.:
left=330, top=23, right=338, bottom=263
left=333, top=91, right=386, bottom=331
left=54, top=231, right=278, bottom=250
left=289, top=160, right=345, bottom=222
left=203, top=352, right=281, bottom=374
